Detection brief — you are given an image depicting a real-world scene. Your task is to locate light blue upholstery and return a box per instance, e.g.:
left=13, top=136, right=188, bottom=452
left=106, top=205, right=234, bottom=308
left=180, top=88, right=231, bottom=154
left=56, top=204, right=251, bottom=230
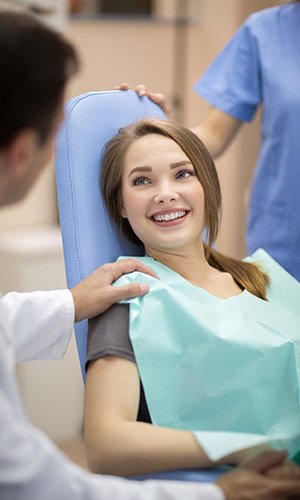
left=55, top=90, right=227, bottom=483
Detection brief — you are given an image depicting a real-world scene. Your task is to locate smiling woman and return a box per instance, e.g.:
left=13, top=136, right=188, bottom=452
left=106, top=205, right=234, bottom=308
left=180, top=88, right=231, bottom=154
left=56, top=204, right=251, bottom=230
left=101, top=119, right=267, bottom=298
left=83, top=118, right=300, bottom=477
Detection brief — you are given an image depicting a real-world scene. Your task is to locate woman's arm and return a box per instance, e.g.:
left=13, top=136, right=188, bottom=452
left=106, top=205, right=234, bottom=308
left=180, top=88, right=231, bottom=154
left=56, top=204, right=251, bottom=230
left=84, top=355, right=215, bottom=476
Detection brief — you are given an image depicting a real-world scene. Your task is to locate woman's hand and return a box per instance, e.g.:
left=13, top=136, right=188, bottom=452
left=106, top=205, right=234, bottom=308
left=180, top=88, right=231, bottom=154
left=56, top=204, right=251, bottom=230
left=216, top=450, right=300, bottom=500
left=114, top=82, right=171, bottom=115
left=266, top=459, right=300, bottom=481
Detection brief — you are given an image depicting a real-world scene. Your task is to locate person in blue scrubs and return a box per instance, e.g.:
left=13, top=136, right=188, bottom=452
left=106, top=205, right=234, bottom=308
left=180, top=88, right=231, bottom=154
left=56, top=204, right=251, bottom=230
left=193, top=1, right=300, bottom=280
left=125, top=1, right=300, bottom=280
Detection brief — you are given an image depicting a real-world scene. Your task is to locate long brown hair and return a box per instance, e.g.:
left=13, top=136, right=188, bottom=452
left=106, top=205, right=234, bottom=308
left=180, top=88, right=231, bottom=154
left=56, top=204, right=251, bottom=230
left=101, top=118, right=270, bottom=300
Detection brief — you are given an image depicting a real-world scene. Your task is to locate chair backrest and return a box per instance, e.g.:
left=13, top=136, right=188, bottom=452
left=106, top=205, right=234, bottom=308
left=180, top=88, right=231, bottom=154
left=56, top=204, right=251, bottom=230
left=55, top=90, right=166, bottom=377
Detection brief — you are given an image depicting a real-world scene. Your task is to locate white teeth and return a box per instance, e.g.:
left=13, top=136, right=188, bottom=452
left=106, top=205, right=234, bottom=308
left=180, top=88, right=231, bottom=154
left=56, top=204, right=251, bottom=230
left=153, top=210, right=186, bottom=222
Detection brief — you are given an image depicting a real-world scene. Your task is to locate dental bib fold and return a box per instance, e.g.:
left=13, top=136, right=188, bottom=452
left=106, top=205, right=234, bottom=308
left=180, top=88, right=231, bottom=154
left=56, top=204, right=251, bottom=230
left=115, top=249, right=300, bottom=460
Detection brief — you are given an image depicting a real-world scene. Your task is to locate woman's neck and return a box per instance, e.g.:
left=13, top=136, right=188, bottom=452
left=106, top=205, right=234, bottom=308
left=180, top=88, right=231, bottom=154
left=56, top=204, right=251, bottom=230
left=145, top=244, right=243, bottom=299
left=145, top=245, right=214, bottom=287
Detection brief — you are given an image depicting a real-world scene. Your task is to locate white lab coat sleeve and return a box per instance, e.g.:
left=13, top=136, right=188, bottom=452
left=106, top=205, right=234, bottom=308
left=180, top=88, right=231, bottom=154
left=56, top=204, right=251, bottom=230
left=0, top=289, right=74, bottom=362
left=0, top=390, right=224, bottom=500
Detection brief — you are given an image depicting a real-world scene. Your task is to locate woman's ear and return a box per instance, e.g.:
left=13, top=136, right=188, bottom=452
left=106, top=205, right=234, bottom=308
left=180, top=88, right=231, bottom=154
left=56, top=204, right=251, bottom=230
left=121, top=199, right=127, bottom=218
left=121, top=205, right=127, bottom=218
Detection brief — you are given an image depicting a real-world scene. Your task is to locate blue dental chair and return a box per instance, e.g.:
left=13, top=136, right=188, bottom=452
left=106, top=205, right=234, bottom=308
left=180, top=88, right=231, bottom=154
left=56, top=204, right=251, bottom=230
left=55, top=90, right=228, bottom=482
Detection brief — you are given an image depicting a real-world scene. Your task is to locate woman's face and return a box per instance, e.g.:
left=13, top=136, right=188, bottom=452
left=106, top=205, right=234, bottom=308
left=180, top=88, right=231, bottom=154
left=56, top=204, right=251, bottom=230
left=121, top=133, right=205, bottom=255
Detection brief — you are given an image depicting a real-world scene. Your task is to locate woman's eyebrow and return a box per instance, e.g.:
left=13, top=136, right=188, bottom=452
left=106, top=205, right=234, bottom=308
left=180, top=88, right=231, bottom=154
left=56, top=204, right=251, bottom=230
left=170, top=160, right=192, bottom=169
left=128, top=166, right=152, bottom=178
left=128, top=160, right=192, bottom=178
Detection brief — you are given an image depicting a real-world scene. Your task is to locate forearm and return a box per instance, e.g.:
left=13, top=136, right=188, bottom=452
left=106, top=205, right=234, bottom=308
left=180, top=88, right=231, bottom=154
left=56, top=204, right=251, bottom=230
left=1, top=392, right=224, bottom=500
left=85, top=357, right=225, bottom=476
left=85, top=421, right=214, bottom=476
left=191, top=124, right=226, bottom=159
left=191, top=107, right=242, bottom=160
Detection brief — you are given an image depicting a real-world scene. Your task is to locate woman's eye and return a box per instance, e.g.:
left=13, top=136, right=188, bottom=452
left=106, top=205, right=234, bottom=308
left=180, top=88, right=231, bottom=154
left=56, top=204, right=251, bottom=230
left=132, top=176, right=151, bottom=186
left=176, top=169, right=194, bottom=180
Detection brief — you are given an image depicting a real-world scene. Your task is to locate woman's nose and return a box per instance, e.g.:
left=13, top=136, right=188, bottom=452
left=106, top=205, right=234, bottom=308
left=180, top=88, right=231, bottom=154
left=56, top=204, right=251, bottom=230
left=154, top=191, right=179, bottom=204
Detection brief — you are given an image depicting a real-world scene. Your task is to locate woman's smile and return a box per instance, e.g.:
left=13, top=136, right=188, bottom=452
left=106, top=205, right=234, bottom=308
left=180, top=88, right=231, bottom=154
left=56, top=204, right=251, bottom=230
left=149, top=208, right=191, bottom=227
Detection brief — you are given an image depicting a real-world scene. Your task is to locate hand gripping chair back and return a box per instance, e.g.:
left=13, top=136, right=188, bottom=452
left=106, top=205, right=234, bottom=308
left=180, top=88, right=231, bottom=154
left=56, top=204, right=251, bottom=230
left=55, top=90, right=226, bottom=483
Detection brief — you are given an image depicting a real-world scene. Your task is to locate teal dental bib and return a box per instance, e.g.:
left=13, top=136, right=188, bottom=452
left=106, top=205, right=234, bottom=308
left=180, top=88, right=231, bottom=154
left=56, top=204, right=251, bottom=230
left=115, top=249, right=300, bottom=460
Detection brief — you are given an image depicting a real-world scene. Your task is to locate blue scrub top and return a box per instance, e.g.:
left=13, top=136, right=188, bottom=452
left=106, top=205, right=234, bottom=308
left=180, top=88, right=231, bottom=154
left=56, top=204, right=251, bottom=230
left=194, top=3, right=300, bottom=280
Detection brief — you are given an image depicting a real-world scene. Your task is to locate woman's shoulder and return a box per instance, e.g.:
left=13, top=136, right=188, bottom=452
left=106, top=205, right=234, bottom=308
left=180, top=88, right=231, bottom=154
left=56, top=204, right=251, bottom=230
left=245, top=248, right=293, bottom=275
left=244, top=248, right=277, bottom=268
left=117, top=255, right=152, bottom=266
left=114, top=256, right=162, bottom=296
left=244, top=248, right=293, bottom=280
left=116, top=255, right=171, bottom=281
left=245, top=249, right=300, bottom=311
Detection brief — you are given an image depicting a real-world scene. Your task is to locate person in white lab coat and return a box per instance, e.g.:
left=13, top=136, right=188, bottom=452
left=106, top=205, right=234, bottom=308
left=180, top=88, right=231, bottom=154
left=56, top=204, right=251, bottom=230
left=1, top=10, right=300, bottom=500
